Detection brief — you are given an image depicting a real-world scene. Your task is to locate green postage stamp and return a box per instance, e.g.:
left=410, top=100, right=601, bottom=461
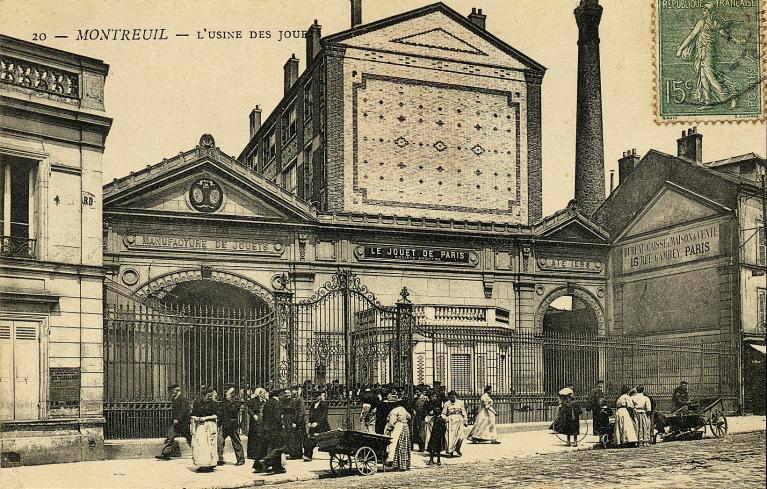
left=656, top=0, right=765, bottom=122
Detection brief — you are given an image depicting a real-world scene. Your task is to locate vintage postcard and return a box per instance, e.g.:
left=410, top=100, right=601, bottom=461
left=0, top=1, right=765, bottom=488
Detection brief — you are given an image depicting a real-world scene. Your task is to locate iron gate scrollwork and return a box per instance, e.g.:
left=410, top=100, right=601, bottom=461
left=284, top=271, right=412, bottom=395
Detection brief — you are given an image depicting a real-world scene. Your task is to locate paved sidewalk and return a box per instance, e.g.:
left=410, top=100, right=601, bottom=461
left=2, top=416, right=764, bottom=489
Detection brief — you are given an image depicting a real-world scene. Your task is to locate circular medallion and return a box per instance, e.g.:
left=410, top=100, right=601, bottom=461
left=121, top=268, right=139, bottom=286
left=188, top=178, right=223, bottom=213
left=597, top=288, right=605, bottom=298
left=535, top=284, right=545, bottom=296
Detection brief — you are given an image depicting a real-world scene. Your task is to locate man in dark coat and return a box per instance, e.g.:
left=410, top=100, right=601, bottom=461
left=255, top=389, right=286, bottom=474
left=586, top=380, right=605, bottom=434
left=217, top=386, right=245, bottom=466
left=156, top=384, right=192, bottom=460
left=282, top=388, right=306, bottom=459
left=672, top=381, right=690, bottom=412
left=246, top=388, right=268, bottom=461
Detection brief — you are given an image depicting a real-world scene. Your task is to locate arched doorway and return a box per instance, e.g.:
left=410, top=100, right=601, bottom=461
left=535, top=286, right=604, bottom=395
left=103, top=270, right=278, bottom=439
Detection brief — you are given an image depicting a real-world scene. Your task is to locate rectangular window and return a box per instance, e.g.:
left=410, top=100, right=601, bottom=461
left=0, top=320, right=41, bottom=421
left=759, top=289, right=766, bottom=332
left=1, top=157, right=36, bottom=258
left=450, top=353, right=471, bottom=394
left=758, top=220, right=766, bottom=266
left=263, top=129, right=277, bottom=163
left=304, top=83, right=313, bottom=120
left=281, top=159, right=298, bottom=193
left=283, top=105, right=297, bottom=143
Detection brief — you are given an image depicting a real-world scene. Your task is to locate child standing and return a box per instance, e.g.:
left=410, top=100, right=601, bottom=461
left=427, top=406, right=447, bottom=466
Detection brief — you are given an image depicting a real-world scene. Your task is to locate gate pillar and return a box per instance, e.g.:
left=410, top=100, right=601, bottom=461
left=396, top=287, right=415, bottom=398
left=274, top=288, right=295, bottom=391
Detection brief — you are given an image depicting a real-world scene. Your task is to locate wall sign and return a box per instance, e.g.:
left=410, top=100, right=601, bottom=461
left=123, top=233, right=284, bottom=256
left=50, top=367, right=80, bottom=408
left=189, top=178, right=223, bottom=213
left=621, top=223, right=720, bottom=273
left=355, top=244, right=478, bottom=266
left=537, top=257, right=604, bottom=273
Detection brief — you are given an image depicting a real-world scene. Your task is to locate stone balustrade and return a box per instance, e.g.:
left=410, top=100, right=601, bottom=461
left=413, top=304, right=511, bottom=328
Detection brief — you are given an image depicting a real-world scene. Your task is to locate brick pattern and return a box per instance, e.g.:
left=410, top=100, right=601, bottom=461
left=525, top=71, right=543, bottom=223
left=353, top=74, right=521, bottom=214
left=325, top=48, right=346, bottom=211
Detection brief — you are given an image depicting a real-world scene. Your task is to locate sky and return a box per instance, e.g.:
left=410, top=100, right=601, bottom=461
left=3, top=0, right=765, bottom=215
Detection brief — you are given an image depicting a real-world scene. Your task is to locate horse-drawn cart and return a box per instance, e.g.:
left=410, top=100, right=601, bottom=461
left=653, top=396, right=729, bottom=442
left=314, top=429, right=391, bottom=476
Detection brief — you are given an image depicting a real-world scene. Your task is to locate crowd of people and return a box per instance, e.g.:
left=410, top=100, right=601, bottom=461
left=153, top=378, right=695, bottom=475
left=153, top=381, right=501, bottom=474
left=551, top=379, right=693, bottom=448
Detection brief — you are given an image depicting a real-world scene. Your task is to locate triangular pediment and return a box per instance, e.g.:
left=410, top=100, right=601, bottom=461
left=325, top=4, right=544, bottom=72
left=104, top=144, right=316, bottom=223
left=534, top=207, right=609, bottom=243
left=392, top=28, right=486, bottom=55
left=620, top=183, right=729, bottom=241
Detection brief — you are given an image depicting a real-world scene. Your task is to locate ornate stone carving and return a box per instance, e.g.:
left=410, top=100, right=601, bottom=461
left=134, top=268, right=274, bottom=305
left=1, top=55, right=79, bottom=99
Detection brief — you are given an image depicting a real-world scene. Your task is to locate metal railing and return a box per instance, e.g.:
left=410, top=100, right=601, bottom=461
left=0, top=236, right=36, bottom=258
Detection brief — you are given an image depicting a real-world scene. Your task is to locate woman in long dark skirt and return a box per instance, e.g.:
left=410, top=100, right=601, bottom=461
left=303, top=390, right=330, bottom=461
left=553, top=391, right=583, bottom=447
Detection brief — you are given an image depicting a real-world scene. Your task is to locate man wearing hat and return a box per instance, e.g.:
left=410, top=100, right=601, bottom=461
left=255, top=388, right=286, bottom=474
left=586, top=380, right=604, bottom=434
left=217, top=385, right=245, bottom=466
left=155, top=383, right=191, bottom=460
left=672, top=381, right=690, bottom=412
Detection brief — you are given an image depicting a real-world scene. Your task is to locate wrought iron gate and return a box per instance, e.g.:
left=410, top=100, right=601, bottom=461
left=103, top=300, right=277, bottom=439
left=284, top=271, right=413, bottom=395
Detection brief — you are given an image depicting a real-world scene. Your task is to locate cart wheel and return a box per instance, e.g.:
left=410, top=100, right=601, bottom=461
left=329, top=452, right=351, bottom=476
left=708, top=409, right=728, bottom=438
left=355, top=446, right=378, bottom=476
left=599, top=433, right=610, bottom=449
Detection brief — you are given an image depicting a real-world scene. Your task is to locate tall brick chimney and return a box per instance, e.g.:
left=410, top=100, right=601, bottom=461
left=306, top=20, right=322, bottom=64
left=468, top=8, right=487, bottom=29
left=677, top=127, right=703, bottom=164
left=574, top=0, right=605, bottom=216
left=249, top=105, right=262, bottom=138
left=618, top=148, right=640, bottom=184
left=284, top=54, right=299, bottom=95
left=351, top=0, right=362, bottom=28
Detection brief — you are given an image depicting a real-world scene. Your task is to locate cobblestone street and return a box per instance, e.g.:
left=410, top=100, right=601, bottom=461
left=283, top=432, right=766, bottom=489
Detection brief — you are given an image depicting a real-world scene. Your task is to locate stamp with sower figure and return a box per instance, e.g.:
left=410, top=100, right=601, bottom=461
left=655, top=0, right=765, bottom=122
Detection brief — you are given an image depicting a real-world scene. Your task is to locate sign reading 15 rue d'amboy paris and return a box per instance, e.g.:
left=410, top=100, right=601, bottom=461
left=621, top=223, right=720, bottom=272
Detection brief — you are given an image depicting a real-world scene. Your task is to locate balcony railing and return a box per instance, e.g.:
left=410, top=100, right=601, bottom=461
left=413, top=304, right=511, bottom=328
left=1, top=236, right=37, bottom=258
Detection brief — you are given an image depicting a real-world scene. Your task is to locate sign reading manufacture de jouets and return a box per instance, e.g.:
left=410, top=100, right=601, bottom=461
left=621, top=223, right=720, bottom=272
left=355, top=245, right=479, bottom=266
left=123, top=233, right=284, bottom=255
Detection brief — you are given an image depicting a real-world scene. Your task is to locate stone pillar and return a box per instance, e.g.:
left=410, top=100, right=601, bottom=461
left=574, top=0, right=605, bottom=216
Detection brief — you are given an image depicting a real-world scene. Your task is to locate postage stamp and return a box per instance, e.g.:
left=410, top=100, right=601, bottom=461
left=655, top=0, right=765, bottom=123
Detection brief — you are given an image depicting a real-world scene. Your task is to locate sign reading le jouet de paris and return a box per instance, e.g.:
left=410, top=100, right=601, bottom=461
left=622, top=223, right=720, bottom=272
left=123, top=233, right=284, bottom=255
left=356, top=245, right=479, bottom=266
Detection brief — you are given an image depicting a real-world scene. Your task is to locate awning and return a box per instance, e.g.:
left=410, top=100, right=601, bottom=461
left=749, top=343, right=766, bottom=355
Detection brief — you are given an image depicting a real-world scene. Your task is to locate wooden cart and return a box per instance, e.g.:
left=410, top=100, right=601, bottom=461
left=653, top=397, right=729, bottom=442
left=314, top=429, right=392, bottom=476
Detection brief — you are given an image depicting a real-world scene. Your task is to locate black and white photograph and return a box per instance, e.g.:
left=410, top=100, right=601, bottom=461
left=0, top=1, right=765, bottom=487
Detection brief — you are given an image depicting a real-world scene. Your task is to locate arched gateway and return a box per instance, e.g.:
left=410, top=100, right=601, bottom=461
left=103, top=270, right=280, bottom=439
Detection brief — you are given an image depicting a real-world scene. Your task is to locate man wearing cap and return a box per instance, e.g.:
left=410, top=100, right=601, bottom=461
left=217, top=385, right=245, bottom=466
left=672, top=381, right=690, bottom=412
left=587, top=380, right=604, bottom=434
left=155, top=384, right=191, bottom=460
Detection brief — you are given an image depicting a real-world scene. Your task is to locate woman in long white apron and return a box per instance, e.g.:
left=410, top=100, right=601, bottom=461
left=191, top=388, right=220, bottom=471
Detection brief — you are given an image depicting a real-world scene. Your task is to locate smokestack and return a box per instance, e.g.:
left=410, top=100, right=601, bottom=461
left=574, top=0, right=605, bottom=216
left=249, top=105, right=262, bottom=138
left=677, top=127, right=703, bottom=164
left=468, top=8, right=487, bottom=29
left=618, top=149, right=640, bottom=184
left=351, top=0, right=362, bottom=28
left=284, top=54, right=299, bottom=95
left=609, top=170, right=615, bottom=193
left=306, top=20, right=322, bottom=64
